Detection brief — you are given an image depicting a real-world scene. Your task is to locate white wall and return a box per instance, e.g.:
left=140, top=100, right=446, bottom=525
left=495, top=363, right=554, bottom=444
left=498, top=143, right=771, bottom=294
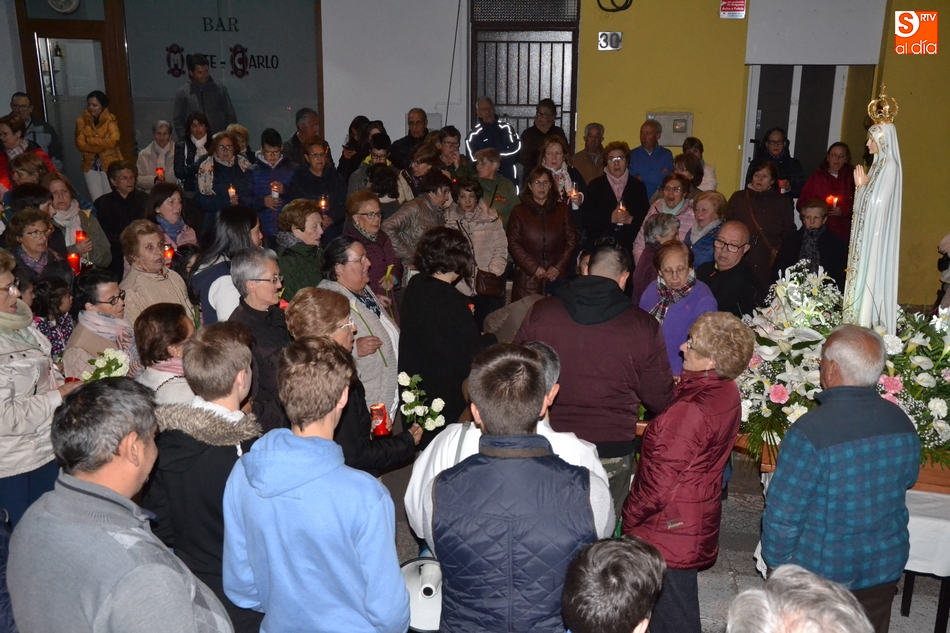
left=321, top=0, right=470, bottom=147
left=0, top=0, right=25, bottom=94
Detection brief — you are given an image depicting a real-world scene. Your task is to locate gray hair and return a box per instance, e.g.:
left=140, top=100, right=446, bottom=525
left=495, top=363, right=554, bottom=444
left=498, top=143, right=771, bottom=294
left=476, top=96, right=494, bottom=107
left=52, top=378, right=157, bottom=475
left=822, top=324, right=886, bottom=387
left=644, top=213, right=681, bottom=245
left=643, top=119, right=662, bottom=135
left=296, top=107, right=318, bottom=126
left=522, top=341, right=560, bottom=392
left=584, top=122, right=605, bottom=137
left=231, top=247, right=278, bottom=298
left=727, top=565, right=873, bottom=633
left=152, top=120, right=171, bottom=134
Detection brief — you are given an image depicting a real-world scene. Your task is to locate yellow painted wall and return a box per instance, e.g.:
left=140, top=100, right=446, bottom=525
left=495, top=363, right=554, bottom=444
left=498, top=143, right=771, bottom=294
left=576, top=0, right=749, bottom=193
left=877, top=1, right=950, bottom=305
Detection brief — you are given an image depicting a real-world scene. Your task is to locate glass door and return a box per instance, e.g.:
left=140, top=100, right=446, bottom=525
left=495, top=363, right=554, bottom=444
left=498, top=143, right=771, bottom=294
left=36, top=36, right=105, bottom=200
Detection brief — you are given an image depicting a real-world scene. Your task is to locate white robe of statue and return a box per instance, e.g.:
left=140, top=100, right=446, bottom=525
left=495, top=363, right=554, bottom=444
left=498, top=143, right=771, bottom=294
left=842, top=122, right=902, bottom=334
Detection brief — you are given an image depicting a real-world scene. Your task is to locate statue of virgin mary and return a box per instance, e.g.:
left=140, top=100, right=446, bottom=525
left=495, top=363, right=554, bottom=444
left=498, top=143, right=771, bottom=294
left=842, top=86, right=902, bottom=334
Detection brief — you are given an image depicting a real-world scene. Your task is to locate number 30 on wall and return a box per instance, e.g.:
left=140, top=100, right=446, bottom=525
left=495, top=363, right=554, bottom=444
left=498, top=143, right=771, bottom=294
left=597, top=32, right=623, bottom=51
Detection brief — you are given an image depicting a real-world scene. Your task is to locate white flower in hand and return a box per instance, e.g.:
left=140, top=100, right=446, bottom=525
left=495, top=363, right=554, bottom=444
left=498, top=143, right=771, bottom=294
left=397, top=372, right=411, bottom=387
left=414, top=405, right=427, bottom=416
left=434, top=415, right=445, bottom=427
left=401, top=390, right=414, bottom=404
left=431, top=398, right=445, bottom=413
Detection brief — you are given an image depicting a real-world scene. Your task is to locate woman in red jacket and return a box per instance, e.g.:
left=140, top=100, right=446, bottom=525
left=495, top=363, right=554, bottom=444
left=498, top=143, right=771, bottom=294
left=798, top=142, right=855, bottom=242
left=0, top=114, right=56, bottom=191
left=622, top=311, right=754, bottom=633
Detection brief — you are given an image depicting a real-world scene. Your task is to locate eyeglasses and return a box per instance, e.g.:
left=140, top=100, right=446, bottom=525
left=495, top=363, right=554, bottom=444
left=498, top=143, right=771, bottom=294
left=713, top=239, right=747, bottom=253
left=216, top=145, right=235, bottom=152
left=94, top=290, right=126, bottom=306
left=536, top=110, right=554, bottom=118
left=766, top=140, right=784, bottom=146
left=608, top=157, right=626, bottom=163
left=441, top=141, right=460, bottom=149
left=662, top=186, right=684, bottom=194
left=345, top=256, right=369, bottom=264
left=356, top=212, right=382, bottom=220
left=660, top=266, right=689, bottom=277
left=308, top=152, right=327, bottom=159
left=686, top=335, right=695, bottom=351
left=337, top=317, right=357, bottom=332
left=250, top=275, right=283, bottom=285
left=530, top=180, right=552, bottom=187
left=0, top=279, right=20, bottom=296
left=24, top=227, right=53, bottom=239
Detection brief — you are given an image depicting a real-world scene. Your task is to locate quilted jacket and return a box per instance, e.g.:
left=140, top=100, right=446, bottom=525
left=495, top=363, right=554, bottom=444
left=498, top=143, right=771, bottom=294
left=432, top=434, right=598, bottom=632
left=622, top=371, right=741, bottom=569
left=74, top=107, right=122, bottom=173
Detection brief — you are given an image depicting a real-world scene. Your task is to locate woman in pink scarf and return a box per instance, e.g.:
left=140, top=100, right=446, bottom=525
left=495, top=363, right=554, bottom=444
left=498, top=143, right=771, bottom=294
left=134, top=302, right=196, bottom=405
left=578, top=141, right=650, bottom=252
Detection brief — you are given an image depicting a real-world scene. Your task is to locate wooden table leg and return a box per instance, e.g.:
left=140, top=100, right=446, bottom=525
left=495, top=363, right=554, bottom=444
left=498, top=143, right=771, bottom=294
left=936, top=576, right=950, bottom=633
left=902, top=571, right=915, bottom=617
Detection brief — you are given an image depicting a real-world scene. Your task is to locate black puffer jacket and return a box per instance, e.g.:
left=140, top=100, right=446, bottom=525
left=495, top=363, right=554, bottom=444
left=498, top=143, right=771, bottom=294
left=141, top=403, right=263, bottom=633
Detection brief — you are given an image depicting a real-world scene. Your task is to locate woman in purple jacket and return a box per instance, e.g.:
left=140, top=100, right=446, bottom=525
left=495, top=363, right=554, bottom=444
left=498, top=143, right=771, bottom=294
left=639, top=241, right=717, bottom=376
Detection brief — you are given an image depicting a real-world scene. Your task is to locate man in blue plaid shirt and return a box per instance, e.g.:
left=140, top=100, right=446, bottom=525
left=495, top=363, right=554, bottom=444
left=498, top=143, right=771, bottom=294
left=762, top=325, right=920, bottom=633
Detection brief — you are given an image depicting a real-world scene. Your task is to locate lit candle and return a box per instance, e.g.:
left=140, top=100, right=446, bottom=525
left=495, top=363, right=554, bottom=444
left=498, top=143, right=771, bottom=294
left=155, top=167, right=165, bottom=182
left=271, top=182, right=280, bottom=199
left=616, top=201, right=626, bottom=226
left=67, top=253, right=80, bottom=275
left=228, top=185, right=236, bottom=199
left=163, top=245, right=175, bottom=264
left=319, top=195, right=328, bottom=211
left=832, top=196, right=839, bottom=208
left=75, top=230, right=87, bottom=243
left=826, top=195, right=835, bottom=207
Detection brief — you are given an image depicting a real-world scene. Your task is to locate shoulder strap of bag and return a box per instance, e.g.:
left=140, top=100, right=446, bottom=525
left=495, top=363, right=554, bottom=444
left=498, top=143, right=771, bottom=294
left=744, top=190, right=775, bottom=254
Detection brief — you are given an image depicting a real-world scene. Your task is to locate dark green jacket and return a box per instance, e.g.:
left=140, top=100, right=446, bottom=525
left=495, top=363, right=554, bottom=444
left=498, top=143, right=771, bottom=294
left=277, top=239, right=322, bottom=302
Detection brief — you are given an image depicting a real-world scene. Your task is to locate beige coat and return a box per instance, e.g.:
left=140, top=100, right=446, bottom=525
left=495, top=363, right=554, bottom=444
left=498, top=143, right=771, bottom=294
left=120, top=266, right=193, bottom=326
left=62, top=323, right=112, bottom=380
left=445, top=201, right=509, bottom=297
left=0, top=325, right=63, bottom=477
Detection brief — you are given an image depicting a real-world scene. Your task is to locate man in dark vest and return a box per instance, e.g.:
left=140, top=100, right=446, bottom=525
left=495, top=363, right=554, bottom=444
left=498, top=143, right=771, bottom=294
left=423, top=344, right=613, bottom=633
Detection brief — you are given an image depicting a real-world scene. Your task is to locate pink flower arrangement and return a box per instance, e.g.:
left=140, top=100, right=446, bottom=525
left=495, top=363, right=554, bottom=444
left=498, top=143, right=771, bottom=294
left=769, top=384, right=790, bottom=404
left=748, top=354, right=762, bottom=369
left=878, top=375, right=904, bottom=394
left=881, top=392, right=900, bottom=405
left=943, top=368, right=950, bottom=383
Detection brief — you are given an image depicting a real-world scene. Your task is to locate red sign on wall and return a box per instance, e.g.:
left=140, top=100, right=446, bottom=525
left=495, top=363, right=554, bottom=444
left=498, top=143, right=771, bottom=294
left=720, top=0, right=746, bottom=19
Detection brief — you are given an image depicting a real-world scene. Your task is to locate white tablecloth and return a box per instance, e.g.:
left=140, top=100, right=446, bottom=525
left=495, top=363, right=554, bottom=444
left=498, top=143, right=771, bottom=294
left=906, top=489, right=950, bottom=577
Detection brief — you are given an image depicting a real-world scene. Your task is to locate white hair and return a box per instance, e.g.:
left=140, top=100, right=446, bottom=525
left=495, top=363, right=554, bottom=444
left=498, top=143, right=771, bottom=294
left=822, top=324, right=885, bottom=387
left=727, top=565, right=873, bottom=633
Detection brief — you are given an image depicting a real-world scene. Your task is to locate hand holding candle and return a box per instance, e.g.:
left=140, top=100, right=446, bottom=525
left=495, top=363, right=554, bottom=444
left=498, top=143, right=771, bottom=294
left=155, top=167, right=165, bottom=182
left=319, top=195, right=328, bottom=211
left=271, top=182, right=280, bottom=199
left=75, top=230, right=87, bottom=243
left=227, top=185, right=237, bottom=203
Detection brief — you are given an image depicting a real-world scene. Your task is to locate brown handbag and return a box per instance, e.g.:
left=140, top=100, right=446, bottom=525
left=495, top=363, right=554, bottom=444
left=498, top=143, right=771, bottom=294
left=475, top=269, right=505, bottom=298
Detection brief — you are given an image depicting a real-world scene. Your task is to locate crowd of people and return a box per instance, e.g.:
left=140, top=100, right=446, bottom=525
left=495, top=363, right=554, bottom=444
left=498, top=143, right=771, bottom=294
left=0, top=53, right=926, bottom=633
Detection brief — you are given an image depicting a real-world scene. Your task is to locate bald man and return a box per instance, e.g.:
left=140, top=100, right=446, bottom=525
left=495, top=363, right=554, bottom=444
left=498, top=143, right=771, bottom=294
left=762, top=325, right=920, bottom=633
left=695, top=220, right=760, bottom=317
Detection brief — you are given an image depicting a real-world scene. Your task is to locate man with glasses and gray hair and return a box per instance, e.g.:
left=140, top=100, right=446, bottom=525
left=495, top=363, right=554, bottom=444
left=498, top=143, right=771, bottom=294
left=696, top=220, right=760, bottom=318
left=8, top=378, right=234, bottom=632
left=762, top=325, right=921, bottom=633
left=228, top=247, right=290, bottom=431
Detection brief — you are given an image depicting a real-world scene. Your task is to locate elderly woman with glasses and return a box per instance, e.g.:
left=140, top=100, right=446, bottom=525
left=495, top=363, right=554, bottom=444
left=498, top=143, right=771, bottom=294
left=581, top=140, right=650, bottom=251
left=632, top=213, right=681, bottom=305
left=6, top=208, right=74, bottom=286
left=63, top=268, right=140, bottom=380
left=319, top=236, right=400, bottom=417
left=136, top=120, right=176, bottom=193
left=639, top=241, right=717, bottom=377
left=286, top=288, right=420, bottom=475
left=632, top=173, right=695, bottom=264
left=342, top=191, right=402, bottom=304
left=227, top=247, right=290, bottom=432
left=195, top=131, right=253, bottom=234
left=623, top=312, right=755, bottom=633
left=287, top=136, right=348, bottom=243
left=0, top=248, right=79, bottom=526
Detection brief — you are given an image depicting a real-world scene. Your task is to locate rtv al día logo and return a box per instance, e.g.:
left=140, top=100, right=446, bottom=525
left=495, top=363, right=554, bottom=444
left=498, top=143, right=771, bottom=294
left=895, top=11, right=938, bottom=54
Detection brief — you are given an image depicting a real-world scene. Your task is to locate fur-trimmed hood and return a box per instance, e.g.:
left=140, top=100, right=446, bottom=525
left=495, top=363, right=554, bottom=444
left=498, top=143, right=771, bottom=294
left=154, top=404, right=262, bottom=474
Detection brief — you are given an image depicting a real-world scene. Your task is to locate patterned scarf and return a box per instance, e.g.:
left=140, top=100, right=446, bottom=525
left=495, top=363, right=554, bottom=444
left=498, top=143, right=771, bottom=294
left=17, top=247, right=48, bottom=276
left=799, top=226, right=826, bottom=274
left=5, top=138, right=29, bottom=161
left=649, top=270, right=696, bottom=324
left=350, top=287, right=381, bottom=318
left=352, top=220, right=378, bottom=242
left=547, top=161, right=575, bottom=202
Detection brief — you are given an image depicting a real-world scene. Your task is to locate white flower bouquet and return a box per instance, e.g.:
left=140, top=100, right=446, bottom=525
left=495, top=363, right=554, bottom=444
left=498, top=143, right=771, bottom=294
left=81, top=348, right=131, bottom=383
left=738, top=261, right=950, bottom=468
left=397, top=372, right=447, bottom=432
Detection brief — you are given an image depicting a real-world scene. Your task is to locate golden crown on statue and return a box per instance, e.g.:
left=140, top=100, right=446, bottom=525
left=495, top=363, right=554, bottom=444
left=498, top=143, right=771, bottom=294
left=868, top=84, right=898, bottom=124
